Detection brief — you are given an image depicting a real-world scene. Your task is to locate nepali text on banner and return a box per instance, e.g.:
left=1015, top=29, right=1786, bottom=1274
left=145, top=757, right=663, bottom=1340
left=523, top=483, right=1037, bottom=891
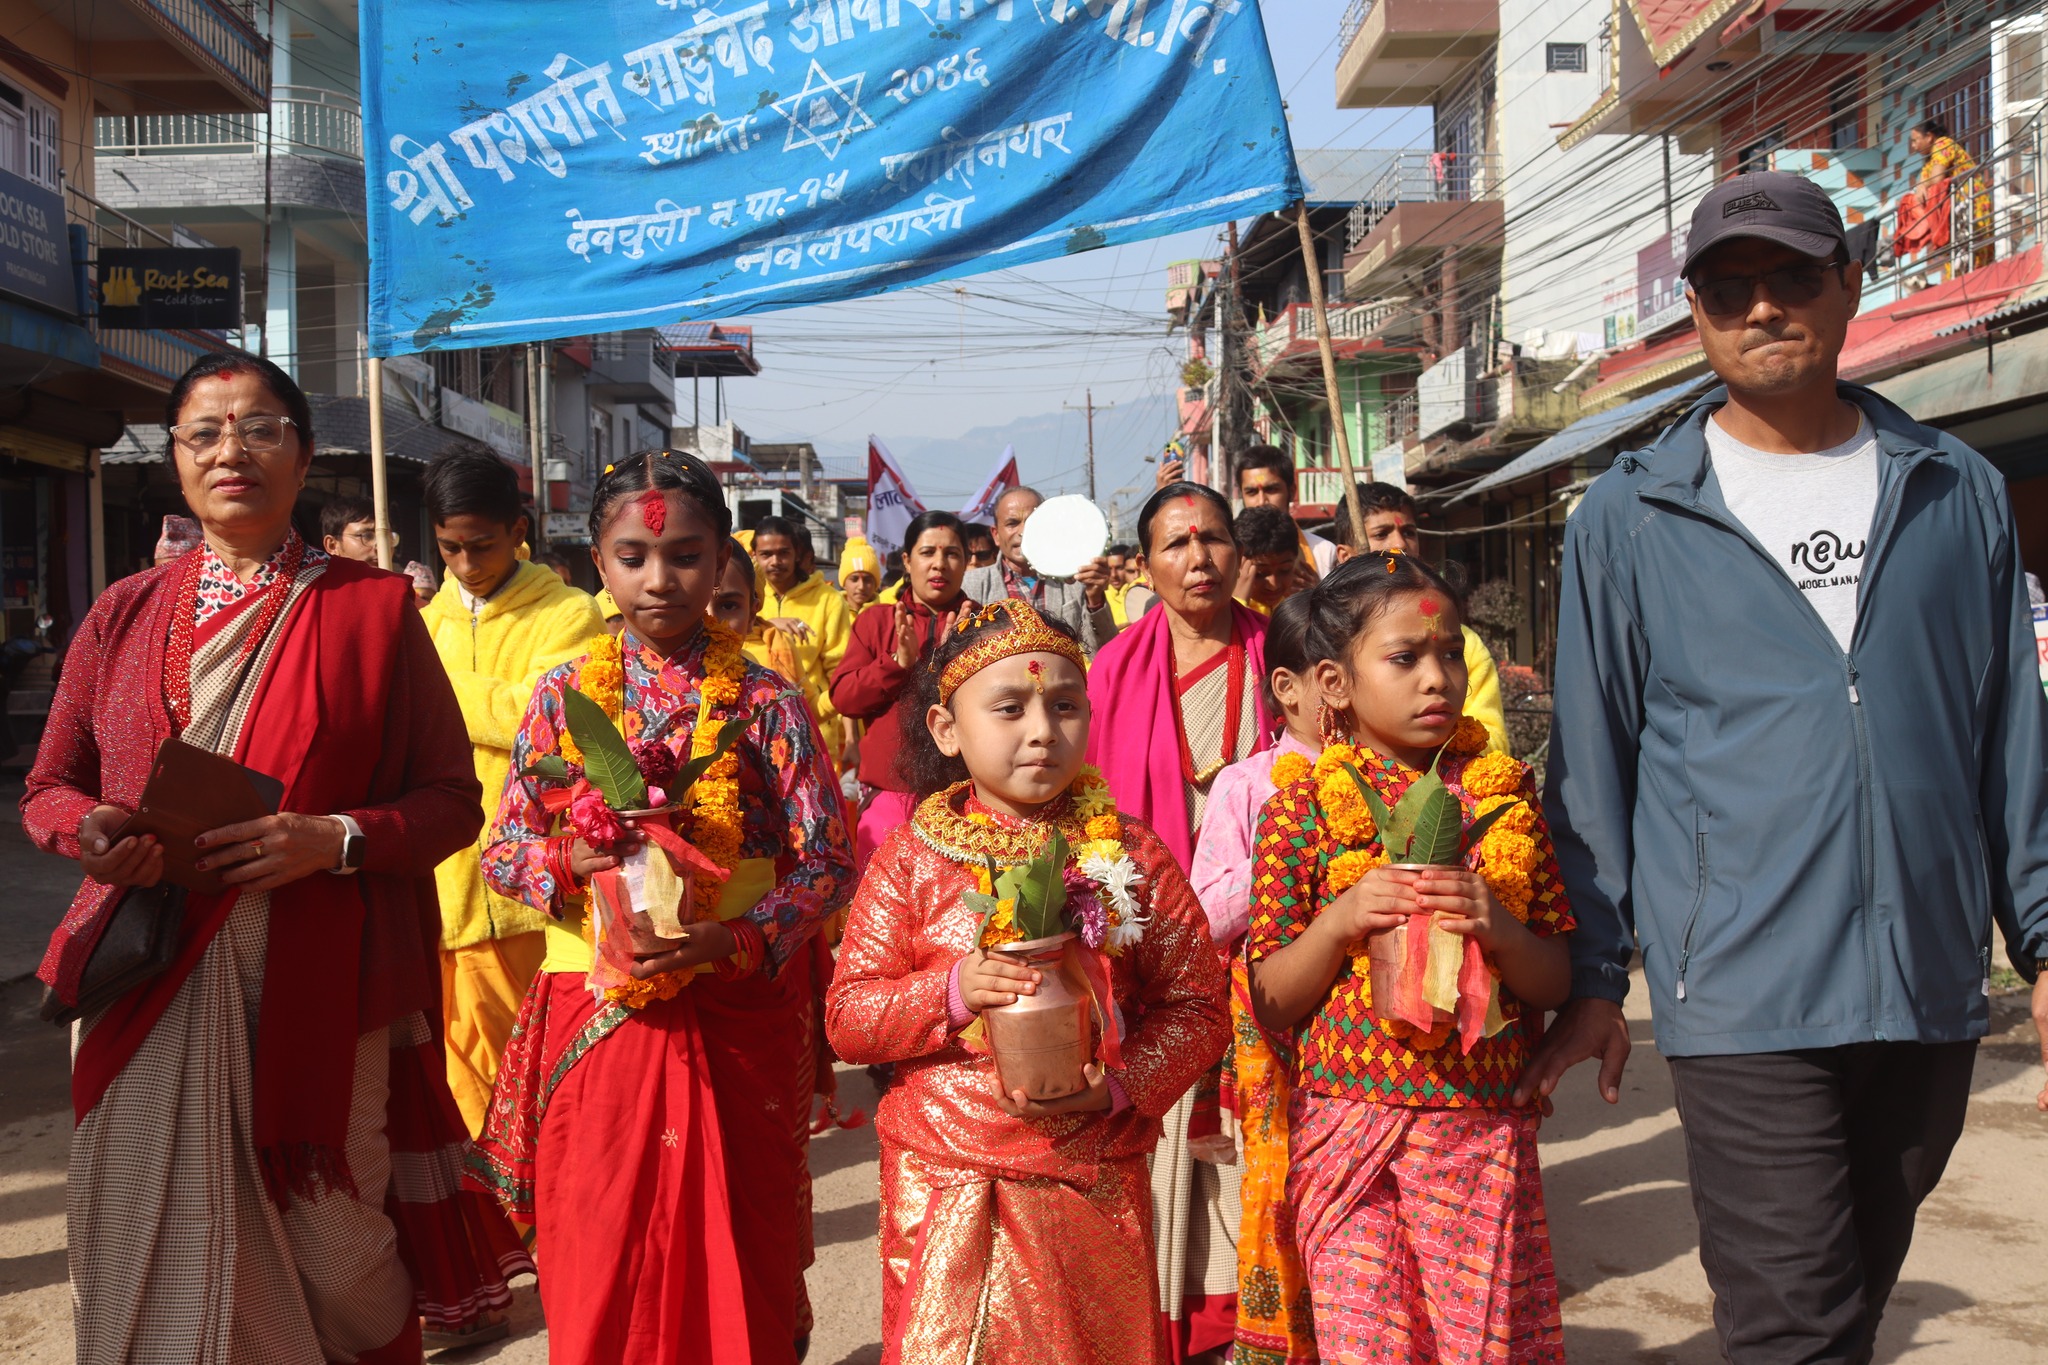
left=360, top=0, right=1301, bottom=355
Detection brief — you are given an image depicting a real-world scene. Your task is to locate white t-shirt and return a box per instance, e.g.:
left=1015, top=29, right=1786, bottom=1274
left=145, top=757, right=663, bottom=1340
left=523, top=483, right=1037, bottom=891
left=1706, top=412, right=1879, bottom=652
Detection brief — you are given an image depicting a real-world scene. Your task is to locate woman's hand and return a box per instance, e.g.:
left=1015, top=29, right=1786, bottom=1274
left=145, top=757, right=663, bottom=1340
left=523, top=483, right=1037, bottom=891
left=1413, top=867, right=1519, bottom=953
left=78, top=806, right=164, bottom=889
left=891, top=600, right=920, bottom=670
left=195, top=813, right=346, bottom=893
left=1315, top=866, right=1420, bottom=949
left=569, top=833, right=639, bottom=881
left=958, top=948, right=1039, bottom=1012
left=629, top=918, right=736, bottom=978
left=994, top=1062, right=1113, bottom=1118
left=765, top=616, right=812, bottom=643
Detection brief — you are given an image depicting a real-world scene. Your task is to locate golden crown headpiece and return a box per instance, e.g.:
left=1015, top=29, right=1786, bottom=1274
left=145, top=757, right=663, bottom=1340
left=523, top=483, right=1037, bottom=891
left=937, top=598, right=1088, bottom=704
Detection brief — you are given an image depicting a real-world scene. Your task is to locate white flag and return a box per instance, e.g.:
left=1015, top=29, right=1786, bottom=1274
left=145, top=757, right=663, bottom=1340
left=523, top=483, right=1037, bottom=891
left=958, top=446, right=1019, bottom=525
left=866, top=437, right=926, bottom=561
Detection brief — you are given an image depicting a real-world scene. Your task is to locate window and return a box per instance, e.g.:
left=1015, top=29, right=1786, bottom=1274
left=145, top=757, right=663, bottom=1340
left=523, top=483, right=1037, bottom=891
left=1829, top=78, right=1861, bottom=152
left=1546, top=43, right=1588, bottom=74
left=1737, top=126, right=1786, bottom=176
left=0, top=79, right=61, bottom=191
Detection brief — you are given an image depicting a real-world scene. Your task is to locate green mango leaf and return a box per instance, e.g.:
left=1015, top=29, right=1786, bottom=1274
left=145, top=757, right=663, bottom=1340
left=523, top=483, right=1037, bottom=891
left=671, top=713, right=753, bottom=800
left=521, top=754, right=570, bottom=782
left=1406, top=775, right=1466, bottom=865
left=562, top=687, right=648, bottom=810
left=1342, top=761, right=1400, bottom=856
left=1004, top=829, right=1070, bottom=942
left=1462, top=797, right=1525, bottom=852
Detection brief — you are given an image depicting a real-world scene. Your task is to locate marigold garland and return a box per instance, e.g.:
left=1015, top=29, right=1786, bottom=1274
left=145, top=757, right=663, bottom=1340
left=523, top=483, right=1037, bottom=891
left=1269, top=751, right=1313, bottom=789
left=1446, top=715, right=1489, bottom=758
left=1308, top=741, right=1543, bottom=1033
left=1461, top=750, right=1523, bottom=800
left=564, top=616, right=750, bottom=1009
left=912, top=765, right=1147, bottom=953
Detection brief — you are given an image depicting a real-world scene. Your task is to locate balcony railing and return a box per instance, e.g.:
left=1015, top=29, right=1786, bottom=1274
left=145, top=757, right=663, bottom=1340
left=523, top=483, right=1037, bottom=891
left=1338, top=0, right=1376, bottom=51
left=96, top=87, right=364, bottom=161
left=1253, top=299, right=1411, bottom=368
left=1347, top=152, right=1503, bottom=249
left=135, top=0, right=268, bottom=105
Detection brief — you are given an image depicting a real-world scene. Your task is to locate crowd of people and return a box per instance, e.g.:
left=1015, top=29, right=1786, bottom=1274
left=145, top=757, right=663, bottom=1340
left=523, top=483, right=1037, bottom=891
left=23, top=169, right=2048, bottom=1365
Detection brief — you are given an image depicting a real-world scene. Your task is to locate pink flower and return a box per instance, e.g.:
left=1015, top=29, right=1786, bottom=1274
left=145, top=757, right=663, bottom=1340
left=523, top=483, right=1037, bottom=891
left=1064, top=866, right=1107, bottom=950
left=631, top=738, right=679, bottom=789
left=570, top=788, right=625, bottom=850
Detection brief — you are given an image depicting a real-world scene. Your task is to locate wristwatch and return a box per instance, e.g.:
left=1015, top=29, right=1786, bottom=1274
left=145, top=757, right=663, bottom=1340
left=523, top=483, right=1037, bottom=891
left=329, top=814, right=366, bottom=875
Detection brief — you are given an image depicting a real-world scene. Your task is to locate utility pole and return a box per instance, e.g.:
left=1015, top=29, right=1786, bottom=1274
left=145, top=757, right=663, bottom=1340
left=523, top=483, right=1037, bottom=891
left=1216, top=220, right=1255, bottom=498
left=1065, top=389, right=1114, bottom=502
left=1296, top=203, right=1366, bottom=546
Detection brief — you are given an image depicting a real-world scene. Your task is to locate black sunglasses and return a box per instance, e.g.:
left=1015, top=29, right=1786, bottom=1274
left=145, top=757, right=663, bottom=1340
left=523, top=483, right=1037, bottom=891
left=1689, top=258, right=1848, bottom=318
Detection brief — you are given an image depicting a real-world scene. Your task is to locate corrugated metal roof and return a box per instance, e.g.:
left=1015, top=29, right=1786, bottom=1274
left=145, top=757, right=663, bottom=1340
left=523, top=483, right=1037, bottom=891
left=1452, top=373, right=1716, bottom=502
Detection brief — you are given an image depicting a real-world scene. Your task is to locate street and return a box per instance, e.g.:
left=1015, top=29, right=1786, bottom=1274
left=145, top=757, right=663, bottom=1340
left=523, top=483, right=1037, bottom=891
left=1, top=789, right=2044, bottom=1363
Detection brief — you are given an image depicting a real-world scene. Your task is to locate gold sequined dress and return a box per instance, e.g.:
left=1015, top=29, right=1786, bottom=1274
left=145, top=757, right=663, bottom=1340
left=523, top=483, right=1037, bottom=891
left=824, top=786, right=1232, bottom=1365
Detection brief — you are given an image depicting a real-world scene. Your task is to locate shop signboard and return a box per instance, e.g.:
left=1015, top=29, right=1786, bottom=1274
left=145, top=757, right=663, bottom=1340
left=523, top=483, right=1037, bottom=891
left=97, top=247, right=242, bottom=330
left=0, top=166, right=75, bottom=316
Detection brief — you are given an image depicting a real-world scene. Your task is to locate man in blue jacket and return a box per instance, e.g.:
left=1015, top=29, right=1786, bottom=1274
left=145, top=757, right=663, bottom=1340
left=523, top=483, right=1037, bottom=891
left=1519, top=170, right=2048, bottom=1361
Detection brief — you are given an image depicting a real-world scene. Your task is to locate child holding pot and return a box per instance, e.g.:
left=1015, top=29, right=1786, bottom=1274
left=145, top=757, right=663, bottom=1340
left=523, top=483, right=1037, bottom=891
left=1246, top=552, right=1575, bottom=1365
left=825, top=599, right=1229, bottom=1365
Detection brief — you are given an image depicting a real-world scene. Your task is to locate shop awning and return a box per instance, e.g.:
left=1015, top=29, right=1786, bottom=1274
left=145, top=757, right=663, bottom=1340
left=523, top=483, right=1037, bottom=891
left=1452, top=372, right=1716, bottom=503
left=1578, top=329, right=1708, bottom=413
left=1839, top=247, right=2047, bottom=382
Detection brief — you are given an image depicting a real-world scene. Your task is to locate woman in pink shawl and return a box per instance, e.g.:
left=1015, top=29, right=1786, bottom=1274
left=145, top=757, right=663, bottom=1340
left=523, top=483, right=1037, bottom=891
left=1086, top=480, right=1271, bottom=1361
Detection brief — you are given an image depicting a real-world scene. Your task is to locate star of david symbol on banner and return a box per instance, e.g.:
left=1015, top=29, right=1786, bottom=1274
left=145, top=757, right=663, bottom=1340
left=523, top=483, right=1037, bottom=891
left=772, top=59, right=875, bottom=161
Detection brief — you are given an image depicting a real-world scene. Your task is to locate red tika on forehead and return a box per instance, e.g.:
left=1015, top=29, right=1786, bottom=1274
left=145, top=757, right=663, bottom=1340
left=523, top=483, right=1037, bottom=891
left=639, top=489, right=667, bottom=536
left=1419, top=597, right=1439, bottom=615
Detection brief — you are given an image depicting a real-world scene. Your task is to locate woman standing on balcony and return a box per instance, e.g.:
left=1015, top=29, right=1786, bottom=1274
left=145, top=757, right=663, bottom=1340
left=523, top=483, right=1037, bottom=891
left=28, top=351, right=528, bottom=1364
left=1907, top=118, right=1993, bottom=273
left=1086, top=481, right=1273, bottom=1358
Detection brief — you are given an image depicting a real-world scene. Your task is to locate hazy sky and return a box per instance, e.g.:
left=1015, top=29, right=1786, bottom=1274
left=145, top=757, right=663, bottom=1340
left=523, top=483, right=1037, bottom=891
left=715, top=1, right=1431, bottom=506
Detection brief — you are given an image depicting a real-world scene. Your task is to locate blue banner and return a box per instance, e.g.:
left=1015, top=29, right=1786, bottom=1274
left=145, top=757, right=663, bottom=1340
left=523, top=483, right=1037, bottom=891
left=361, top=0, right=1300, bottom=355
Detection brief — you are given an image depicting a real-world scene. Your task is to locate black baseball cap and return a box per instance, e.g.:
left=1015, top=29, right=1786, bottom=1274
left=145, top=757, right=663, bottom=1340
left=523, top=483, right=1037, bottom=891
left=1680, top=171, right=1849, bottom=279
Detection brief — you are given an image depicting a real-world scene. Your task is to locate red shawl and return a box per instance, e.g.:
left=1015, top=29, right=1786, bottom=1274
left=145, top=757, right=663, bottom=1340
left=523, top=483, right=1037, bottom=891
left=1085, top=601, right=1273, bottom=871
left=27, top=558, right=483, bottom=1201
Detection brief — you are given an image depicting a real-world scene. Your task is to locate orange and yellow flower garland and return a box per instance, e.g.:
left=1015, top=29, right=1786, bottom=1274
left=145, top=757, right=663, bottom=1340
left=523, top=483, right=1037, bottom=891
left=566, top=616, right=750, bottom=1008
left=1305, top=724, right=1540, bottom=1016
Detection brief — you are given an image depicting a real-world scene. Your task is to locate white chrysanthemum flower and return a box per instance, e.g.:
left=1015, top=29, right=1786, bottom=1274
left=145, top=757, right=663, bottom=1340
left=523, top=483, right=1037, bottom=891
left=1082, top=853, right=1148, bottom=943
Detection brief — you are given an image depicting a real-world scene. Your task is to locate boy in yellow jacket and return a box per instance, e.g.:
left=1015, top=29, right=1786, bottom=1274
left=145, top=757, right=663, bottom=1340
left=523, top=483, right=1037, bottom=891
left=420, top=446, right=606, bottom=1135
left=751, top=513, right=852, bottom=764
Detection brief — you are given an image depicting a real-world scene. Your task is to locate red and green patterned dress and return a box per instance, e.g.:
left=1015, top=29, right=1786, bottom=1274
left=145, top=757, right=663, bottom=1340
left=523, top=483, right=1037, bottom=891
left=1246, top=749, right=1573, bottom=1365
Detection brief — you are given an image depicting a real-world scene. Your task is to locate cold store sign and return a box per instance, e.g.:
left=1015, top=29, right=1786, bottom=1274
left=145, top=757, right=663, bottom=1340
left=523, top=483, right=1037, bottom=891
left=97, top=247, right=242, bottom=330
left=0, top=167, right=75, bottom=316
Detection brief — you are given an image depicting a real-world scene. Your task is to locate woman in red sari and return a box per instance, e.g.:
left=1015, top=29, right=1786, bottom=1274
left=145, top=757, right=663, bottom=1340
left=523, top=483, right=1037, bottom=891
left=27, top=351, right=528, bottom=1364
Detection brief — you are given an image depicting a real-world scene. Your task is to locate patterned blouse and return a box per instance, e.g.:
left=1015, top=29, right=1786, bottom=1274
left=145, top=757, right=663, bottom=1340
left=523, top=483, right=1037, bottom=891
left=1245, top=749, right=1574, bottom=1107
left=191, top=530, right=329, bottom=627
left=481, top=627, right=854, bottom=972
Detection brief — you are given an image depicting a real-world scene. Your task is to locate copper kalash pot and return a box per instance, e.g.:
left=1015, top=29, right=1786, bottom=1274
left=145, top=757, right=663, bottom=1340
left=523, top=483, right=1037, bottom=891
left=981, top=932, right=1096, bottom=1101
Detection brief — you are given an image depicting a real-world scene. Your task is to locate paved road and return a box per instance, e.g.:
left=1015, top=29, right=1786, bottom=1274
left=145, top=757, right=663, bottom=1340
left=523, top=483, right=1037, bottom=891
left=2, top=793, right=2045, bottom=1362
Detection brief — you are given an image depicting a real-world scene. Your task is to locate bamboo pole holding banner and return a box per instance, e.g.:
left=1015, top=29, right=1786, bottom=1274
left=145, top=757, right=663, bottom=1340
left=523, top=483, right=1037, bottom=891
left=367, top=355, right=393, bottom=570
left=1296, top=202, right=1368, bottom=548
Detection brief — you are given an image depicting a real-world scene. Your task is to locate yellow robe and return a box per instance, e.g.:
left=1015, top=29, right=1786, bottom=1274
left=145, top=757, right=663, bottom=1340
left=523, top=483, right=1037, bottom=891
left=759, top=570, right=853, bottom=753
left=421, top=560, right=605, bottom=1132
left=1462, top=625, right=1509, bottom=756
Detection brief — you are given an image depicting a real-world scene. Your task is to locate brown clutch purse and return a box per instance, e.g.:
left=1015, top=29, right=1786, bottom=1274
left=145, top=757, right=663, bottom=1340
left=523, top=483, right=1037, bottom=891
left=39, top=739, right=283, bottom=1027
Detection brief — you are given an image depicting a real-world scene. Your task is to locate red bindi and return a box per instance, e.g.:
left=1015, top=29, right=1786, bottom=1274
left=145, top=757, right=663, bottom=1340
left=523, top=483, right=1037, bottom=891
left=1419, top=597, right=1439, bottom=615
left=639, top=489, right=667, bottom=536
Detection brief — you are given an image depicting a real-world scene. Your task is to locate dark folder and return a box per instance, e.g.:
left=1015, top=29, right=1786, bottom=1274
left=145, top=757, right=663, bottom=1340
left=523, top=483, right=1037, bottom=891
left=114, top=737, right=285, bottom=895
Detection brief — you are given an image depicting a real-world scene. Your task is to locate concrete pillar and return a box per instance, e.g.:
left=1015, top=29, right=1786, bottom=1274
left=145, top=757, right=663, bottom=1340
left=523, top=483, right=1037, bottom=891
left=266, top=212, right=298, bottom=380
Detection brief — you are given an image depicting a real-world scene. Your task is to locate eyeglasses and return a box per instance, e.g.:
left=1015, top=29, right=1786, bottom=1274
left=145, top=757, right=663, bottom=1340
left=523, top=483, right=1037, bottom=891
left=1690, top=260, right=1846, bottom=318
left=169, top=414, right=297, bottom=455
